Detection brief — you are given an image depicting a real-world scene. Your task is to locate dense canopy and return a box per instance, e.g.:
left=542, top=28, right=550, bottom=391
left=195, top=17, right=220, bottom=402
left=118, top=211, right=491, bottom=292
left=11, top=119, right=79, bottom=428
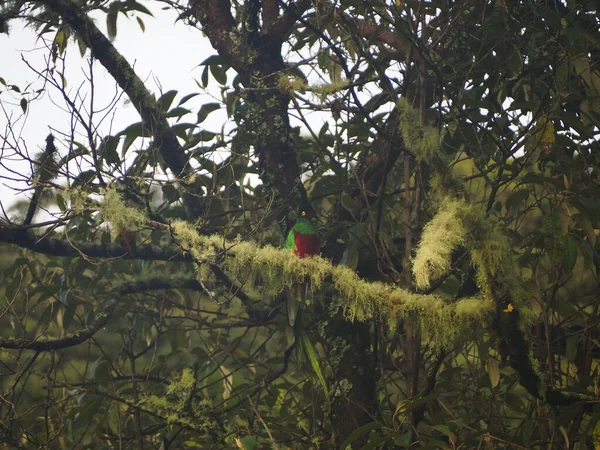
left=0, top=0, right=599, bottom=448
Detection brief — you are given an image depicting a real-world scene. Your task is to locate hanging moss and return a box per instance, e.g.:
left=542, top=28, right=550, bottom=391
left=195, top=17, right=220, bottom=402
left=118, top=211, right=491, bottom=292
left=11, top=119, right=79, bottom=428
left=309, top=80, right=350, bottom=101
left=142, top=368, right=217, bottom=431
left=277, top=74, right=308, bottom=93
left=100, top=186, right=146, bottom=238
left=397, top=97, right=444, bottom=163
left=464, top=208, right=523, bottom=303
left=170, top=220, right=495, bottom=348
left=412, top=195, right=523, bottom=304
left=412, top=199, right=469, bottom=289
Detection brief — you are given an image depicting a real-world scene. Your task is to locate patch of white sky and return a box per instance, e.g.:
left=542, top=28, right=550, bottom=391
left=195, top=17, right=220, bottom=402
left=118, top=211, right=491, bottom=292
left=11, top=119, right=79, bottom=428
left=0, top=1, right=424, bottom=222
left=0, top=3, right=233, bottom=214
left=0, top=2, right=368, bottom=218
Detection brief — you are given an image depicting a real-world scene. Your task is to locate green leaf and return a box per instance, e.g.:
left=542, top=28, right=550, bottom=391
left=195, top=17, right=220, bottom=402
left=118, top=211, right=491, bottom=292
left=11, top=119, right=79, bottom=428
left=393, top=432, right=412, bottom=448
left=506, top=189, right=530, bottom=210
left=168, top=328, right=187, bottom=352
left=178, top=92, right=200, bottom=106
left=565, top=334, right=578, bottom=363
left=487, top=357, right=500, bottom=388
left=570, top=196, right=600, bottom=222
left=210, top=64, right=227, bottom=85
left=236, top=436, right=257, bottom=450
left=504, top=392, right=524, bottom=412
left=171, top=122, right=195, bottom=140
left=541, top=212, right=563, bottom=261
left=299, top=329, right=329, bottom=400
left=201, top=66, right=209, bottom=88
left=127, top=0, right=153, bottom=16
left=20, top=98, right=27, bottom=113
left=198, top=54, right=227, bottom=67
left=339, top=421, right=380, bottom=450
left=157, top=90, right=178, bottom=112
left=522, top=419, right=534, bottom=447
left=341, top=192, right=354, bottom=212
left=100, top=135, right=120, bottom=165
left=197, top=102, right=220, bottom=124
left=75, top=36, right=87, bottom=56
left=118, top=121, right=150, bottom=155
left=559, top=426, right=569, bottom=448
left=136, top=16, right=145, bottom=32
left=71, top=169, right=96, bottom=188
left=90, top=357, right=110, bottom=380
left=166, top=107, right=191, bottom=120
left=431, top=424, right=452, bottom=436
left=561, top=234, right=578, bottom=274
left=185, top=130, right=217, bottom=148
left=36, top=304, right=56, bottom=333
left=162, top=184, right=179, bottom=203
left=56, top=193, right=67, bottom=212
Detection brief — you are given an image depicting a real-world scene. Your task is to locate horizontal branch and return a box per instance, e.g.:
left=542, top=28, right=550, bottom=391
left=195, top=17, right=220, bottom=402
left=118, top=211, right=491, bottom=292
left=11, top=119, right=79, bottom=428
left=0, top=228, right=256, bottom=313
left=0, top=228, right=190, bottom=262
left=0, top=279, right=203, bottom=351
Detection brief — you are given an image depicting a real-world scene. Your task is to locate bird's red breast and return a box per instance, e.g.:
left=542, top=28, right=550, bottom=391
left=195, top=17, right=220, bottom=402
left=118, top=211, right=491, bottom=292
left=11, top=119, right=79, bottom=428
left=293, top=230, right=320, bottom=257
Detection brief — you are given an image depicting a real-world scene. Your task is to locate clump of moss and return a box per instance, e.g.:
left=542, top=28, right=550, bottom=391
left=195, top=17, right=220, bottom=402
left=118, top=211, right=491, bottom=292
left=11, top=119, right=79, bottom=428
left=309, top=80, right=350, bottom=102
left=464, top=208, right=522, bottom=302
left=397, top=97, right=444, bottom=163
left=142, top=368, right=216, bottom=431
left=100, top=186, right=146, bottom=238
left=277, top=74, right=308, bottom=93
left=169, top=220, right=497, bottom=348
left=68, top=186, right=89, bottom=212
left=413, top=196, right=523, bottom=306
left=412, top=199, right=469, bottom=289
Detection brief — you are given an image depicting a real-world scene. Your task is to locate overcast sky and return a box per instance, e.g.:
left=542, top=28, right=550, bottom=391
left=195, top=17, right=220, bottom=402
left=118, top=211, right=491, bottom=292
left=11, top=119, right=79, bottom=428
left=0, top=4, right=224, bottom=211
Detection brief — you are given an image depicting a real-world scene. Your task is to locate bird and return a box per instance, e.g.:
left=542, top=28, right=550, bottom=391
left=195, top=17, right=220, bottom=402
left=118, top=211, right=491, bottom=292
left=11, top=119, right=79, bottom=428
left=284, top=208, right=320, bottom=326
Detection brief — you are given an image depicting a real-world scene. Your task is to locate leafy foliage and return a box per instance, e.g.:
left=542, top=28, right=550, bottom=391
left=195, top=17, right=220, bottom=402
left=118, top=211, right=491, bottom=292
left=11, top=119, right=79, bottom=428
left=1, top=0, right=599, bottom=449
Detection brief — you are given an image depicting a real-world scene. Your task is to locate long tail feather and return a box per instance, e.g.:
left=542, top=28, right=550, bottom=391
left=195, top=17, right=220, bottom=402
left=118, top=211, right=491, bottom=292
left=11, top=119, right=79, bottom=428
left=299, top=328, right=330, bottom=402
left=286, top=285, right=299, bottom=327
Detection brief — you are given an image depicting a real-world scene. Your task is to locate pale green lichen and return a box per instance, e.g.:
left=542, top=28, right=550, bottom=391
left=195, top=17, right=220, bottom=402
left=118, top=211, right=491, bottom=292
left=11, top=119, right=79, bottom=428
left=412, top=193, right=524, bottom=317
left=309, top=80, right=350, bottom=101
left=397, top=97, right=444, bottom=162
left=142, top=368, right=216, bottom=431
left=464, top=208, right=523, bottom=302
left=412, top=199, right=469, bottom=289
left=169, top=220, right=496, bottom=348
left=67, top=186, right=89, bottom=212
left=100, top=186, right=146, bottom=238
left=277, top=74, right=308, bottom=93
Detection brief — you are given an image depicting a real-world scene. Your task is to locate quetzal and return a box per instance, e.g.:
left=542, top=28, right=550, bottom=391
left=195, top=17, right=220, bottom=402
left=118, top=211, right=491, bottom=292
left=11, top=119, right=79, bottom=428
left=284, top=209, right=320, bottom=326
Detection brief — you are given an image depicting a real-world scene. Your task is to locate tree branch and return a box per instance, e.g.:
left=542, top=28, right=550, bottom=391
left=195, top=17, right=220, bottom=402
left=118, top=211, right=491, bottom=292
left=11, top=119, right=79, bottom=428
left=37, top=0, right=205, bottom=221
left=193, top=0, right=309, bottom=220
left=269, top=0, right=311, bottom=41
left=0, top=227, right=190, bottom=261
left=0, top=279, right=204, bottom=351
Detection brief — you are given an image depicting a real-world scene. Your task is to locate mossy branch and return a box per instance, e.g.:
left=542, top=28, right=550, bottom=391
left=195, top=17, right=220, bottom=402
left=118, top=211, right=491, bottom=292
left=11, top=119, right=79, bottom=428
left=171, top=221, right=493, bottom=348
left=0, top=279, right=204, bottom=351
left=412, top=197, right=522, bottom=302
left=101, top=185, right=147, bottom=239
left=397, top=97, right=444, bottom=162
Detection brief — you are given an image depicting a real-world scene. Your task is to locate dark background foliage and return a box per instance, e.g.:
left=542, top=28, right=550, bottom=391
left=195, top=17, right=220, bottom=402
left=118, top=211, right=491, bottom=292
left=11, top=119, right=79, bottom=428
left=0, top=0, right=599, bottom=448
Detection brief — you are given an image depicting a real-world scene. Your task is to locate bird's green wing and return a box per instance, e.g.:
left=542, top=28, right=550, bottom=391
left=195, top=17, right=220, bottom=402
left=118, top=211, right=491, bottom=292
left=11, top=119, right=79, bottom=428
left=285, top=228, right=297, bottom=251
